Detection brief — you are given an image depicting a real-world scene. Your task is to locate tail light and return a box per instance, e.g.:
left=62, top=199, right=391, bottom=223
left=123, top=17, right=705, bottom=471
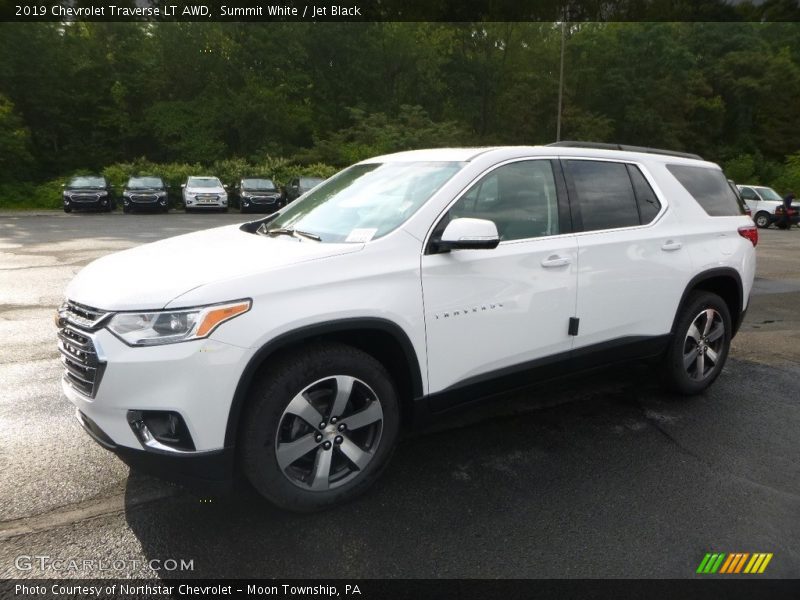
left=738, top=225, right=758, bottom=247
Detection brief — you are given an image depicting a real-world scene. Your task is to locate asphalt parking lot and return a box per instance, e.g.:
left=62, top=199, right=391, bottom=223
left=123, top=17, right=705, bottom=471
left=0, top=211, right=798, bottom=579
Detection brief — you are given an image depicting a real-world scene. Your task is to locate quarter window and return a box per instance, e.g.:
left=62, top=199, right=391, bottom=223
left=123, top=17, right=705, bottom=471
left=566, top=160, right=640, bottom=231
left=666, top=164, right=744, bottom=217
left=447, top=160, right=560, bottom=241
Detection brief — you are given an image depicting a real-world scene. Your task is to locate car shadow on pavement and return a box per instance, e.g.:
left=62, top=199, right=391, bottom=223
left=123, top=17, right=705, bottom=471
left=122, top=360, right=800, bottom=579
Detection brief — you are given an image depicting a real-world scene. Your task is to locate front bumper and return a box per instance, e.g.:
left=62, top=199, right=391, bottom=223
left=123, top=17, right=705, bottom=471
left=61, top=327, right=250, bottom=458
left=76, top=410, right=234, bottom=489
left=125, top=194, right=168, bottom=209
left=64, top=195, right=110, bottom=209
left=185, top=195, right=228, bottom=209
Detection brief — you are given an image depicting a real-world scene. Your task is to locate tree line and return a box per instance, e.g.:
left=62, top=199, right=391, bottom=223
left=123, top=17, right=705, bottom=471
left=1, top=21, right=800, bottom=202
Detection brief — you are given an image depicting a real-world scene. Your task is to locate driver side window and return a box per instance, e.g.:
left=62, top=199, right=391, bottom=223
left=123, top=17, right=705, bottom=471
left=739, top=187, right=758, bottom=201
left=448, top=160, right=560, bottom=241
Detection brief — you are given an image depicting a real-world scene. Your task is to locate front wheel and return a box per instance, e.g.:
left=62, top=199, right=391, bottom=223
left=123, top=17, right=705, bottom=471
left=241, top=343, right=400, bottom=512
left=660, top=291, right=732, bottom=395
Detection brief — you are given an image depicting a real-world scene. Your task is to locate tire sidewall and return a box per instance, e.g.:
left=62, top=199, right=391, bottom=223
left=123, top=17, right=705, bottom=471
left=241, top=344, right=400, bottom=511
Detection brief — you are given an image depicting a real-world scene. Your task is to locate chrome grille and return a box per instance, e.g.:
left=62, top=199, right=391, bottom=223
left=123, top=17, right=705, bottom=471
left=131, top=194, right=158, bottom=203
left=57, top=301, right=109, bottom=398
left=59, top=300, right=111, bottom=331
left=70, top=194, right=100, bottom=203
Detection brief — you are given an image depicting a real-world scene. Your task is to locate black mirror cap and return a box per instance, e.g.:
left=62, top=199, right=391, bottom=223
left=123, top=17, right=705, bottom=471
left=437, top=237, right=500, bottom=252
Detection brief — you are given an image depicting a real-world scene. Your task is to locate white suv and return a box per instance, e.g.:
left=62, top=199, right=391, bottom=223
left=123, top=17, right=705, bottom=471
left=58, top=144, right=757, bottom=510
left=182, top=176, right=228, bottom=212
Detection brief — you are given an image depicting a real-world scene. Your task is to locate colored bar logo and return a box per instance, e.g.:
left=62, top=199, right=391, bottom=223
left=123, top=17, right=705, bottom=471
left=696, top=552, right=773, bottom=574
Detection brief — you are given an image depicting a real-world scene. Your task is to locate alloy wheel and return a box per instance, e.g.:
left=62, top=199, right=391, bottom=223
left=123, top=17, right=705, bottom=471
left=683, top=308, right=725, bottom=381
left=274, top=375, right=384, bottom=491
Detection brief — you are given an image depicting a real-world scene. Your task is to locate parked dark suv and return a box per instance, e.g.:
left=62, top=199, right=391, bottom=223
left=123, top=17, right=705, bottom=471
left=235, top=177, right=284, bottom=213
left=284, top=176, right=325, bottom=203
left=62, top=176, right=115, bottom=213
left=122, top=176, right=170, bottom=213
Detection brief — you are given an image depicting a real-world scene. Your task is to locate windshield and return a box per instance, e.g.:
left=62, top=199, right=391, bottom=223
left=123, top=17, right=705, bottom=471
left=300, top=177, right=324, bottom=188
left=242, top=178, right=277, bottom=190
left=755, top=186, right=782, bottom=201
left=187, top=177, right=221, bottom=188
left=263, top=161, right=464, bottom=243
left=127, top=176, right=164, bottom=189
left=68, top=176, right=105, bottom=188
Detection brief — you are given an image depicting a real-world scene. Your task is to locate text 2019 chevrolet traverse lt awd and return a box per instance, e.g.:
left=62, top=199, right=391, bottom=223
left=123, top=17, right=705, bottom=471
left=57, top=144, right=756, bottom=511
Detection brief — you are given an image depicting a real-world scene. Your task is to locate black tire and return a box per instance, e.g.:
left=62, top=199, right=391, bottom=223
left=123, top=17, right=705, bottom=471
left=240, top=342, right=400, bottom=512
left=754, top=211, right=770, bottom=229
left=63, top=206, right=72, bottom=213
left=660, top=291, right=732, bottom=395
left=123, top=205, right=131, bottom=214
left=240, top=206, right=249, bottom=214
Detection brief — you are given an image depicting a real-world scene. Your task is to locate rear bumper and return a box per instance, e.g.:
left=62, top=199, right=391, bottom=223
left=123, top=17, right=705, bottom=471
left=77, top=410, right=234, bottom=492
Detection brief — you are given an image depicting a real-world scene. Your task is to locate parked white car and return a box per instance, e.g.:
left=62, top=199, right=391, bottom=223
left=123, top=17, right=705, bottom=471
left=182, top=176, right=228, bottom=212
left=58, top=144, right=757, bottom=510
left=737, top=184, right=797, bottom=228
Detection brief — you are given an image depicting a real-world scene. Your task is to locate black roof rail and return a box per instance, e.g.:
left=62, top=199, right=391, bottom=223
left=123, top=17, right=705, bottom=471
left=547, top=141, right=703, bottom=161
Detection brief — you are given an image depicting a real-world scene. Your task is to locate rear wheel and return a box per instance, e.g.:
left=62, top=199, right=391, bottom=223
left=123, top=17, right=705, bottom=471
left=660, top=291, right=731, bottom=395
left=754, top=211, right=770, bottom=228
left=241, top=343, right=400, bottom=512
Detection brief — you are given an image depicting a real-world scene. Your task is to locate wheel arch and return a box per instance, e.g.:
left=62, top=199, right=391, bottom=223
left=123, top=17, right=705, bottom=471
left=671, top=268, right=744, bottom=338
left=224, top=318, right=424, bottom=449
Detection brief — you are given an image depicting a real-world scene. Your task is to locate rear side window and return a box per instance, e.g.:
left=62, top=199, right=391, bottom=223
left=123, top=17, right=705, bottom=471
left=566, top=160, right=640, bottom=231
left=667, top=165, right=744, bottom=216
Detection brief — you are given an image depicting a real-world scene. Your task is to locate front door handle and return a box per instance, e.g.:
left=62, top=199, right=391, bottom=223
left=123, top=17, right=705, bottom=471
left=541, top=255, right=571, bottom=268
left=661, top=240, right=682, bottom=252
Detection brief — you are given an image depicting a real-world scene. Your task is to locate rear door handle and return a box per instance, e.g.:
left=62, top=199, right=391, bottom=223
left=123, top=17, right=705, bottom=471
left=541, top=255, right=571, bottom=268
left=661, top=240, right=682, bottom=252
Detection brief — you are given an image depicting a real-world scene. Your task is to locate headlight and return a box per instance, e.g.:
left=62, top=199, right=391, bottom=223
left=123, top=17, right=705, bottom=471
left=107, top=300, right=251, bottom=346
left=99, top=191, right=108, bottom=196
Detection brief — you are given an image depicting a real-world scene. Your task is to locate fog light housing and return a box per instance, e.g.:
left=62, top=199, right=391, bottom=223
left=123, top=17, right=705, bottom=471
left=127, top=410, right=195, bottom=452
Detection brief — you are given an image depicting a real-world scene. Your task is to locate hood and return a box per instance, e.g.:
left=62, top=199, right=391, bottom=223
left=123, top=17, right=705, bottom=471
left=66, top=187, right=107, bottom=193
left=126, top=187, right=166, bottom=193
left=186, top=185, right=225, bottom=194
left=65, top=224, right=362, bottom=310
left=242, top=188, right=280, bottom=195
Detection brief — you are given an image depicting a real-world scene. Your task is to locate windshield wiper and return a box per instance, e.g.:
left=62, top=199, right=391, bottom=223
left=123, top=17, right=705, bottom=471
left=265, top=227, right=321, bottom=241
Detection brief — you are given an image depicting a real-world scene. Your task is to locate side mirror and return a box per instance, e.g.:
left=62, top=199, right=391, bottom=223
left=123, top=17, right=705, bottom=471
left=438, top=218, right=500, bottom=251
